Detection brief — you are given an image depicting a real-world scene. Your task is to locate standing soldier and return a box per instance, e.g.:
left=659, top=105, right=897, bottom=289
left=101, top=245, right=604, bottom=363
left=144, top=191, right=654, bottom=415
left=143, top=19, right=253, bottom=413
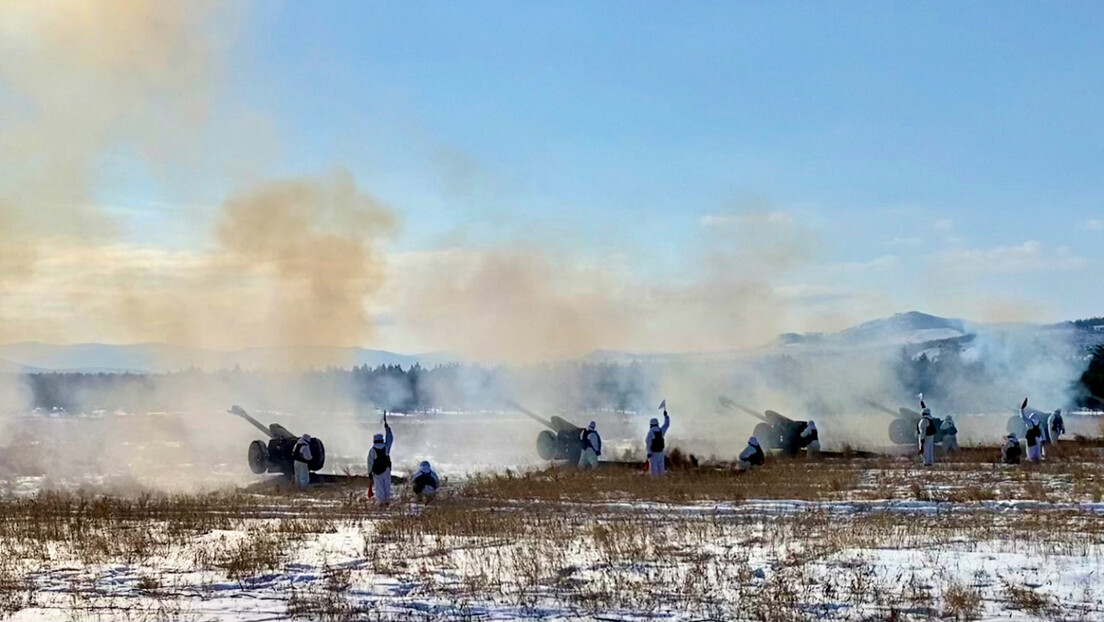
left=646, top=402, right=671, bottom=478
left=917, top=397, right=937, bottom=467
left=367, top=418, right=394, bottom=505
left=579, top=421, right=601, bottom=469
left=1047, top=408, right=1065, bottom=458
left=940, top=415, right=959, bottom=453
left=1020, top=398, right=1042, bottom=462
left=292, top=434, right=313, bottom=489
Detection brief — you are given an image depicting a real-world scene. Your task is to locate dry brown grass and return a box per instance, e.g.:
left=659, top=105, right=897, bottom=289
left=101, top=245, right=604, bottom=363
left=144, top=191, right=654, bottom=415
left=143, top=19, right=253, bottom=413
left=218, top=528, right=288, bottom=582
left=942, top=580, right=983, bottom=620
left=461, top=457, right=860, bottom=503
left=1002, top=577, right=1060, bottom=618
left=0, top=456, right=1100, bottom=620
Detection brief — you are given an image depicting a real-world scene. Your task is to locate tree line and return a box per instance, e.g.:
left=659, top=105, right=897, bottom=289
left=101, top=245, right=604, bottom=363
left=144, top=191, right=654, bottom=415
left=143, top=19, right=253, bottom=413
left=9, top=344, right=1104, bottom=415
left=13, top=361, right=656, bottom=414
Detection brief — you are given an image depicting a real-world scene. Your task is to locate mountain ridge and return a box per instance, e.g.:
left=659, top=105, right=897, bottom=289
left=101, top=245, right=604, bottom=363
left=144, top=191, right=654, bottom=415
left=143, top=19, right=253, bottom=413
left=3, top=311, right=1102, bottom=372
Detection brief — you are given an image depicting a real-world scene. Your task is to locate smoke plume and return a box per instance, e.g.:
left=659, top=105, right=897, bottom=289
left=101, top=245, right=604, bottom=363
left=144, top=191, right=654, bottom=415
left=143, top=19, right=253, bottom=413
left=214, top=171, right=397, bottom=353
left=388, top=210, right=819, bottom=363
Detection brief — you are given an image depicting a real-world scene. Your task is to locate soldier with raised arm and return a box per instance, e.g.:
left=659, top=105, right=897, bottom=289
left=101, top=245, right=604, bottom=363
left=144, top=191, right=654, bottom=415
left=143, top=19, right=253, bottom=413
left=646, top=402, right=671, bottom=477
left=367, top=417, right=395, bottom=505
left=917, top=397, right=937, bottom=467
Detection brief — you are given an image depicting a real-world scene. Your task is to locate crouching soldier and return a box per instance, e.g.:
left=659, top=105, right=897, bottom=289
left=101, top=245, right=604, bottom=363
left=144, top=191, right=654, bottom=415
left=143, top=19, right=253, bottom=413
left=292, top=434, right=313, bottom=489
left=940, top=415, right=959, bottom=453
left=579, top=421, right=601, bottom=469
left=801, top=421, right=820, bottom=459
left=1002, top=433, right=1022, bottom=464
left=411, top=460, right=439, bottom=501
left=646, top=406, right=671, bottom=478
left=917, top=399, right=937, bottom=467
left=367, top=421, right=394, bottom=505
left=737, top=436, right=765, bottom=471
left=1020, top=399, right=1042, bottom=462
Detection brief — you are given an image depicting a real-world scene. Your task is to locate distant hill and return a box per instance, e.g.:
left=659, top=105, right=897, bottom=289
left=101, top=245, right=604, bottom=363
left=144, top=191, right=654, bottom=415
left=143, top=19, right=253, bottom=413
left=588, top=311, right=1104, bottom=363
left=836, top=311, right=969, bottom=346
left=0, top=358, right=36, bottom=374
left=5, top=311, right=1104, bottom=372
left=0, top=343, right=457, bottom=373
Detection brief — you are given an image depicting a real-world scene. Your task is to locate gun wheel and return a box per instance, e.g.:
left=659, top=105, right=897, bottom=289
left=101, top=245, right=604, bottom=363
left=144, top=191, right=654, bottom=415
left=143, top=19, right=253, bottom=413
left=536, top=430, right=557, bottom=460
left=247, top=440, right=269, bottom=474
left=308, top=437, right=326, bottom=471
left=888, top=418, right=914, bottom=445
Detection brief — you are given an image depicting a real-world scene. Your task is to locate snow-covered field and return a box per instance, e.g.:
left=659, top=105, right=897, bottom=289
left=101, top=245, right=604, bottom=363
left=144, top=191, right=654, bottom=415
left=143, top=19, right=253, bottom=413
left=2, top=410, right=1104, bottom=620
left=3, top=449, right=1104, bottom=621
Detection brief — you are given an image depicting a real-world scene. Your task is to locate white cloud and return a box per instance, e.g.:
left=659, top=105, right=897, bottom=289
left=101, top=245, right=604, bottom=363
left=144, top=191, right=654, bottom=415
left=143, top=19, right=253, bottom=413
left=932, top=241, right=1085, bottom=275
left=820, top=255, right=901, bottom=274
left=934, top=218, right=954, bottom=231
left=1083, top=219, right=1104, bottom=231
left=887, top=236, right=923, bottom=247
left=699, top=211, right=793, bottom=228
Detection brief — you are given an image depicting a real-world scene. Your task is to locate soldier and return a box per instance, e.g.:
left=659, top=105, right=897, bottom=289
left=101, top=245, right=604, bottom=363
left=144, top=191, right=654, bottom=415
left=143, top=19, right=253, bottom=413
left=940, top=415, right=959, bottom=453
left=800, top=421, right=820, bottom=459
left=1020, top=399, right=1042, bottom=462
left=367, top=420, right=394, bottom=505
left=917, top=399, right=937, bottom=467
left=1047, top=408, right=1066, bottom=458
left=411, top=460, right=440, bottom=501
left=292, top=434, right=313, bottom=489
left=579, top=421, right=601, bottom=469
left=1002, top=433, right=1022, bottom=464
left=737, top=436, right=765, bottom=471
left=646, top=407, right=671, bottom=478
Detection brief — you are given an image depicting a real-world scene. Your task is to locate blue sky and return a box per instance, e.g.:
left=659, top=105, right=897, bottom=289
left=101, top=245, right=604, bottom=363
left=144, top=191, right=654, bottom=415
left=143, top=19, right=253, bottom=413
left=226, top=3, right=1104, bottom=263
left=3, top=2, right=1104, bottom=352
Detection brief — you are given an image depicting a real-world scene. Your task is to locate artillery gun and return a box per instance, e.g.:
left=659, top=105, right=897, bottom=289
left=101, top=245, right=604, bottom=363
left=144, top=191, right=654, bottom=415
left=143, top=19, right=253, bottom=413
left=229, top=405, right=325, bottom=475
left=507, top=400, right=586, bottom=463
left=860, top=400, right=949, bottom=447
left=718, top=397, right=814, bottom=456
left=887, top=406, right=946, bottom=446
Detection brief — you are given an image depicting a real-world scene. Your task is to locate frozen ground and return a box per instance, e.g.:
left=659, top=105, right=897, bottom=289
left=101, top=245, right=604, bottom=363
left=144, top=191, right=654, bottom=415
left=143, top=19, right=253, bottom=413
left=2, top=411, right=1104, bottom=620
left=2, top=452, right=1104, bottom=621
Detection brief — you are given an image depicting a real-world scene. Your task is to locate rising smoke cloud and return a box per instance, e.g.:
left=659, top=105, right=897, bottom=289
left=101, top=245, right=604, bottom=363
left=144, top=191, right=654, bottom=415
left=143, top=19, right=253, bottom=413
left=0, top=1, right=225, bottom=417
left=387, top=210, right=822, bottom=363
left=0, top=0, right=221, bottom=347
left=215, top=171, right=396, bottom=353
left=0, top=2, right=395, bottom=361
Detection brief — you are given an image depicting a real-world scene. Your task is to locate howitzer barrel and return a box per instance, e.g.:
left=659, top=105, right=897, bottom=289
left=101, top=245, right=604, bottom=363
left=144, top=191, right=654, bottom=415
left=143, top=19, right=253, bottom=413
left=899, top=407, right=921, bottom=419
left=505, top=400, right=555, bottom=430
left=717, top=395, right=771, bottom=422
left=229, top=405, right=273, bottom=438
left=734, top=403, right=771, bottom=423
left=863, top=399, right=900, bottom=417
left=229, top=404, right=299, bottom=440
